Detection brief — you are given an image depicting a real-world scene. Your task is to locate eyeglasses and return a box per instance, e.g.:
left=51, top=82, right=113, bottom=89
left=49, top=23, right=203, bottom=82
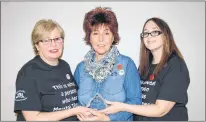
left=37, top=37, right=64, bottom=45
left=140, top=30, right=162, bottom=38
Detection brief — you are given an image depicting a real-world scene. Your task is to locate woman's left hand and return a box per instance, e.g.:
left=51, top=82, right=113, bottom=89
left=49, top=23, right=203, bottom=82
left=99, top=100, right=124, bottom=114
left=77, top=109, right=110, bottom=121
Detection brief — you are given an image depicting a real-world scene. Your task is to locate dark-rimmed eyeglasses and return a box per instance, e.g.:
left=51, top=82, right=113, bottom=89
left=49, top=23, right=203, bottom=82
left=140, top=30, right=162, bottom=38
left=37, top=37, right=64, bottom=45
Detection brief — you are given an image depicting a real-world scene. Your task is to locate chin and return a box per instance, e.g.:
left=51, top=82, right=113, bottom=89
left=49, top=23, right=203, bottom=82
left=145, top=46, right=152, bottom=51
left=94, top=48, right=107, bottom=54
left=96, top=50, right=107, bottom=55
left=97, top=52, right=107, bottom=55
left=49, top=54, right=61, bottom=59
left=149, top=46, right=162, bottom=52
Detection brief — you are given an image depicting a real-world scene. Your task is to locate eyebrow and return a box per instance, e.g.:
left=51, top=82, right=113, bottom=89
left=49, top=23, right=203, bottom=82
left=152, top=27, right=159, bottom=30
left=92, top=29, right=98, bottom=32
left=43, top=37, right=50, bottom=40
left=144, top=27, right=159, bottom=31
left=104, top=29, right=109, bottom=31
left=93, top=28, right=110, bottom=32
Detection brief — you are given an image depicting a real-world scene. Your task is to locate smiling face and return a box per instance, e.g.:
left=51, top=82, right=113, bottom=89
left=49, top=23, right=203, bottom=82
left=143, top=20, right=164, bottom=52
left=90, top=24, right=114, bottom=56
left=35, top=28, right=64, bottom=64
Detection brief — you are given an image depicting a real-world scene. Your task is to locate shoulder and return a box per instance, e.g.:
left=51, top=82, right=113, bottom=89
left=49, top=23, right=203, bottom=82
left=16, top=57, right=40, bottom=84
left=117, top=54, right=134, bottom=63
left=18, top=57, right=40, bottom=77
left=167, top=54, right=188, bottom=72
left=163, top=53, right=190, bottom=82
left=59, top=59, right=71, bottom=68
left=75, top=61, right=85, bottom=70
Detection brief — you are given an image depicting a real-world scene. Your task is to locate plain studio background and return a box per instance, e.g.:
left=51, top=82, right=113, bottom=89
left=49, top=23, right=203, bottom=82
left=1, top=2, right=205, bottom=121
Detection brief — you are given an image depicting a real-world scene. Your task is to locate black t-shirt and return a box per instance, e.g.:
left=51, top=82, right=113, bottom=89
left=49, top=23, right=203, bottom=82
left=14, top=56, right=78, bottom=121
left=134, top=53, right=190, bottom=121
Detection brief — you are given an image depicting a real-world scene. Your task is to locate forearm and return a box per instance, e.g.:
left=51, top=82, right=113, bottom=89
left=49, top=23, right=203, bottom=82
left=123, top=104, right=166, bottom=117
left=23, top=108, right=76, bottom=121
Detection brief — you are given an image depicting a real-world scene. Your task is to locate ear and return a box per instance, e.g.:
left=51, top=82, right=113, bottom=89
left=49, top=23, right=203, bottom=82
left=112, top=36, right=117, bottom=44
left=35, top=44, right=40, bottom=51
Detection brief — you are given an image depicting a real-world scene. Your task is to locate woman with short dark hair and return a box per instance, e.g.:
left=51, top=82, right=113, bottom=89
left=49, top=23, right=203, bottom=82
left=74, top=7, right=142, bottom=121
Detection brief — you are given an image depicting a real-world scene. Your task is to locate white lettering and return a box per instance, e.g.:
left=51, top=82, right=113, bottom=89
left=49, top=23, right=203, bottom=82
left=141, top=80, right=156, bottom=86
left=62, top=98, right=71, bottom=104
left=141, top=87, right=150, bottom=92
left=67, top=82, right=75, bottom=87
left=142, top=94, right=146, bottom=99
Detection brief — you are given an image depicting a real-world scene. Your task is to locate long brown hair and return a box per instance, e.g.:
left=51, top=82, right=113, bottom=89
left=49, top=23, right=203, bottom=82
left=139, top=17, right=184, bottom=77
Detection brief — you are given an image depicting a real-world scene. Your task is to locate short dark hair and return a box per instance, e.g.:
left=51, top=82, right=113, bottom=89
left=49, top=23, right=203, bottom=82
left=83, top=7, right=120, bottom=45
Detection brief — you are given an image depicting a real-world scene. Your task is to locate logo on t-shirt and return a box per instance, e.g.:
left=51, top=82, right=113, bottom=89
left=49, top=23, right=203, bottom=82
left=66, top=74, right=70, bottom=80
left=15, top=90, right=27, bottom=101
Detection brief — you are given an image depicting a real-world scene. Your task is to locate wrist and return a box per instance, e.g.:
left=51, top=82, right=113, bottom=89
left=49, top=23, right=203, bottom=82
left=103, top=116, right=110, bottom=121
left=120, top=103, right=126, bottom=111
left=70, top=107, right=78, bottom=116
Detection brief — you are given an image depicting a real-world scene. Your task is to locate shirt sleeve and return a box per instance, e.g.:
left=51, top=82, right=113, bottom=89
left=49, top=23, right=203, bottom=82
left=109, top=58, right=142, bottom=121
left=157, top=59, right=190, bottom=104
left=14, top=69, right=41, bottom=112
left=74, top=63, right=80, bottom=87
left=74, top=63, right=82, bottom=106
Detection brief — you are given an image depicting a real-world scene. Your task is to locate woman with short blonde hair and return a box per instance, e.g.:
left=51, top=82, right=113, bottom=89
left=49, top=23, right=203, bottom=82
left=14, top=19, right=90, bottom=121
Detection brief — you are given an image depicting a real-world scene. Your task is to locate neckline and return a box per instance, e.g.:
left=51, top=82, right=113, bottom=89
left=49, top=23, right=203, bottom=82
left=35, top=55, right=61, bottom=70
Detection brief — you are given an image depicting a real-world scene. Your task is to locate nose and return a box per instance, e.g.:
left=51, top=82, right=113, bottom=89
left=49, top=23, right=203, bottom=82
left=50, top=39, right=57, bottom=46
left=147, top=33, right=153, bottom=38
left=145, top=34, right=153, bottom=42
left=99, top=34, right=103, bottom=42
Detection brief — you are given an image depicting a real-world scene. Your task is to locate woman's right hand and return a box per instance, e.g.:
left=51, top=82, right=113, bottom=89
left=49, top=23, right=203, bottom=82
left=99, top=100, right=125, bottom=114
left=72, top=106, right=91, bottom=115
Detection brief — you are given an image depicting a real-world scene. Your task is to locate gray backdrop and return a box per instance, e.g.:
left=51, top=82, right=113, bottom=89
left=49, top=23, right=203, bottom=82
left=1, top=2, right=205, bottom=121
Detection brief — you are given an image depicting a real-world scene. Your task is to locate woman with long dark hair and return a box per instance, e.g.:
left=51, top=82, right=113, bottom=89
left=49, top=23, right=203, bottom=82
left=100, top=17, right=190, bottom=121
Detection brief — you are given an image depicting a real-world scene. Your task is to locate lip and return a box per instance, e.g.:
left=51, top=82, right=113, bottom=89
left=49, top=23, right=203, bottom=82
left=49, top=49, right=58, bottom=52
left=147, top=40, right=156, bottom=44
left=97, top=44, right=105, bottom=47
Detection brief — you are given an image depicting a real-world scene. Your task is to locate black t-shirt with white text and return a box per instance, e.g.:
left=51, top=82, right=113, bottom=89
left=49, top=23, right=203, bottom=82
left=14, top=56, right=78, bottom=121
left=134, top=53, right=190, bottom=121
